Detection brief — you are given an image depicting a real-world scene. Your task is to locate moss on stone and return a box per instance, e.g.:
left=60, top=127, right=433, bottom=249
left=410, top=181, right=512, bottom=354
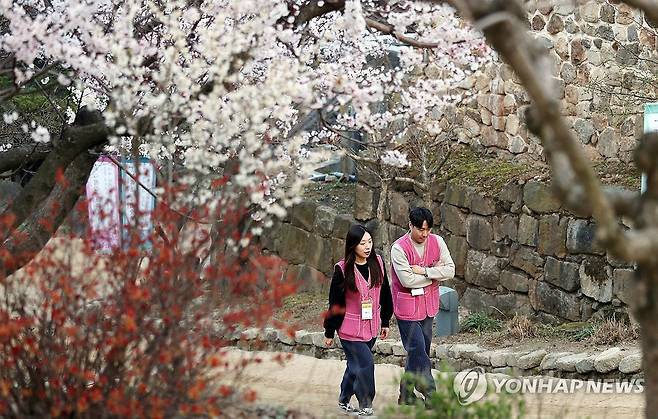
left=435, top=148, right=544, bottom=196
left=434, top=148, right=642, bottom=196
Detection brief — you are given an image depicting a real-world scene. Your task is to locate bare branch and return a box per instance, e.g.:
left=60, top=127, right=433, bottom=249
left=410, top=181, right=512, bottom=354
left=0, top=144, right=52, bottom=173
left=343, top=147, right=377, bottom=165
left=365, top=17, right=447, bottom=49
left=289, top=0, right=345, bottom=27
left=293, top=1, right=452, bottom=49
left=614, top=229, right=658, bottom=264
left=393, top=176, right=428, bottom=190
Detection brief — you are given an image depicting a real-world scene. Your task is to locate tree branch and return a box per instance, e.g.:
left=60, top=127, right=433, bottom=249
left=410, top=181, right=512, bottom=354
left=365, top=17, right=446, bottom=49
left=1, top=151, right=97, bottom=278
left=393, top=176, right=428, bottom=190
left=290, top=0, right=345, bottom=27
left=0, top=144, right=52, bottom=174
left=292, top=1, right=449, bottom=49
left=1, top=108, right=110, bottom=233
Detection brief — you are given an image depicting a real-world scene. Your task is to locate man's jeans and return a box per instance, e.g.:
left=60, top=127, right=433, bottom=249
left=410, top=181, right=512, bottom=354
left=397, top=316, right=435, bottom=403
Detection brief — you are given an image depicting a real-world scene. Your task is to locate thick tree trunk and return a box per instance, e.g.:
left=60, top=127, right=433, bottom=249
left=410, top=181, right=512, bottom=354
left=1, top=151, right=97, bottom=278
left=0, top=144, right=51, bottom=174
left=634, top=134, right=658, bottom=418
left=635, top=266, right=658, bottom=418
left=1, top=120, right=108, bottom=233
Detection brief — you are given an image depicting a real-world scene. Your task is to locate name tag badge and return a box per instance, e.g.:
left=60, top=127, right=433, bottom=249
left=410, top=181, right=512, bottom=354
left=411, top=287, right=425, bottom=296
left=361, top=301, right=373, bottom=320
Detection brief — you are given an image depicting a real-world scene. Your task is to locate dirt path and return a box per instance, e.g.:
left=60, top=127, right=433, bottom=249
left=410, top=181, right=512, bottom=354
left=222, top=349, right=644, bottom=418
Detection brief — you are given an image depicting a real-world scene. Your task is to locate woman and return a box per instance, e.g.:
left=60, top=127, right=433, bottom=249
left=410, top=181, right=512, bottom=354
left=323, top=224, right=393, bottom=417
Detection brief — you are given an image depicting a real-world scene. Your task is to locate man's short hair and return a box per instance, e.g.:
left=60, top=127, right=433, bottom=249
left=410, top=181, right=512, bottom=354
left=409, top=207, right=433, bottom=229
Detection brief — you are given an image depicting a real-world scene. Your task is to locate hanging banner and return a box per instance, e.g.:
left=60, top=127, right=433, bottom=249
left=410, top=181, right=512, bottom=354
left=86, top=156, right=121, bottom=252
left=120, top=158, right=156, bottom=250
left=642, top=103, right=658, bottom=193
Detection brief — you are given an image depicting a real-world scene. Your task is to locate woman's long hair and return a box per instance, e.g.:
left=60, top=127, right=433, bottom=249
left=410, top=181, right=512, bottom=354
left=343, top=225, right=383, bottom=292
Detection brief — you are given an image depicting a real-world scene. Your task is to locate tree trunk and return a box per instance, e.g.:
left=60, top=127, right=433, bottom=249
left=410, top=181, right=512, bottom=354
left=376, top=180, right=392, bottom=277
left=634, top=141, right=658, bottom=418
left=1, top=151, right=96, bottom=278
left=635, top=265, right=658, bottom=417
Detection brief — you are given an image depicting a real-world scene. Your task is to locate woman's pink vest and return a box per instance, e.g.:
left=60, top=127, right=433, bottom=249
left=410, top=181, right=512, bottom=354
left=391, top=234, right=441, bottom=321
left=336, top=255, right=385, bottom=342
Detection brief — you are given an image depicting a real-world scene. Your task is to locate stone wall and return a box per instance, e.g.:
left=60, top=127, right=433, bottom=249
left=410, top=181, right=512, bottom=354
left=261, top=175, right=637, bottom=323
left=231, top=327, right=643, bottom=381
left=435, top=0, right=657, bottom=163
left=352, top=177, right=637, bottom=324
left=261, top=201, right=356, bottom=291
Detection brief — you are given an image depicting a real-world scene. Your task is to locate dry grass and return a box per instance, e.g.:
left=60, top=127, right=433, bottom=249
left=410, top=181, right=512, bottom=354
left=589, top=317, right=640, bottom=345
left=499, top=314, right=639, bottom=346
left=506, top=314, right=540, bottom=341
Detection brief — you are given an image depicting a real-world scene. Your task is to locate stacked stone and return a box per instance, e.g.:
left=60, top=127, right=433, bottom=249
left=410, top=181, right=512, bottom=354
left=260, top=201, right=358, bottom=290
left=439, top=0, right=656, bottom=163
left=349, top=176, right=636, bottom=323
left=261, top=173, right=636, bottom=321
left=231, top=327, right=644, bottom=380
left=439, top=179, right=635, bottom=322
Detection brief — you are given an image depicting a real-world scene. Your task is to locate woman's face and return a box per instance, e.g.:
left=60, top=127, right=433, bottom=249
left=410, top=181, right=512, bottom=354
left=354, top=232, right=372, bottom=261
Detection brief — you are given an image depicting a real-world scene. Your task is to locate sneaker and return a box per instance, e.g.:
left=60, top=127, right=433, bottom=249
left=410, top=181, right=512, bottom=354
left=354, top=407, right=375, bottom=417
left=338, top=402, right=356, bottom=414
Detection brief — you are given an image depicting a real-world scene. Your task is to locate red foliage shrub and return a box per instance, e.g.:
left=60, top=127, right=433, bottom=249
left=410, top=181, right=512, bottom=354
left=0, top=184, right=295, bottom=417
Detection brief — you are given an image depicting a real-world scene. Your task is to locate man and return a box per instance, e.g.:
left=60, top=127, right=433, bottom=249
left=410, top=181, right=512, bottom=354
left=390, top=207, right=455, bottom=406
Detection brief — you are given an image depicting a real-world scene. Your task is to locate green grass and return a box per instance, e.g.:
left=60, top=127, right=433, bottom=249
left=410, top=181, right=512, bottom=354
left=0, top=74, right=12, bottom=88
left=385, top=367, right=525, bottom=418
left=536, top=321, right=595, bottom=342
left=461, top=312, right=504, bottom=336
left=11, top=93, right=51, bottom=112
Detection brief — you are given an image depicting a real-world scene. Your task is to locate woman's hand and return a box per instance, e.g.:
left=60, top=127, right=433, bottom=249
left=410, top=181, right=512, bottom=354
left=380, top=327, right=390, bottom=339
left=410, top=265, right=425, bottom=275
left=324, top=337, right=334, bottom=347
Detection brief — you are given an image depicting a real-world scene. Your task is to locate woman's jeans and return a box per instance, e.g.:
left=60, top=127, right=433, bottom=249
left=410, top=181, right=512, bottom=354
left=339, top=337, right=377, bottom=408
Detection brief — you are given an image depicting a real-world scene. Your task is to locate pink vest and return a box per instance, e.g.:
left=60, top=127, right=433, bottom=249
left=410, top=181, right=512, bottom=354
left=336, top=255, right=384, bottom=342
left=391, top=233, right=441, bottom=321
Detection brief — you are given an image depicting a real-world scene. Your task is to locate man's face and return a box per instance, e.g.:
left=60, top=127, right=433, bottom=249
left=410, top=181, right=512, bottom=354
left=409, top=221, right=430, bottom=244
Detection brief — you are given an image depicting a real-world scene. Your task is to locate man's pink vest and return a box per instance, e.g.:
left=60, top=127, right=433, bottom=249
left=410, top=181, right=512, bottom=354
left=336, top=255, right=385, bottom=342
left=391, top=233, right=441, bottom=321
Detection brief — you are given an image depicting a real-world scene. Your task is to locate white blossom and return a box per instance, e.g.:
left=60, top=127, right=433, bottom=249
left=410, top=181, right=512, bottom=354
left=30, top=126, right=51, bottom=143
left=0, top=0, right=492, bottom=222
left=3, top=112, right=18, bottom=124
left=381, top=150, right=411, bottom=168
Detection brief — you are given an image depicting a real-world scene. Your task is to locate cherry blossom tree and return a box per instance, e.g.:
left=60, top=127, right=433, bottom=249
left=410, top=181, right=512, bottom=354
left=0, top=0, right=493, bottom=413
left=0, top=0, right=490, bottom=274
left=9, top=0, right=658, bottom=416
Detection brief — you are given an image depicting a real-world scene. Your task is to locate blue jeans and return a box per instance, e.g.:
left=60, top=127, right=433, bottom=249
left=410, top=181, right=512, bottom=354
left=339, top=338, right=376, bottom=408
left=397, top=317, right=435, bottom=401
